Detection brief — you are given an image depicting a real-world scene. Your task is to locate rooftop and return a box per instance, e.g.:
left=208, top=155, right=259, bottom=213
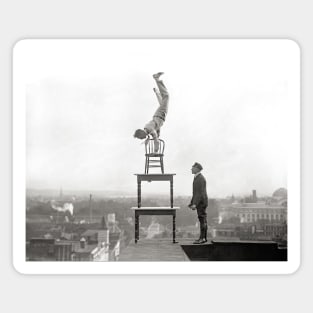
left=119, top=238, right=287, bottom=261
left=119, top=238, right=190, bottom=261
left=81, top=229, right=107, bottom=237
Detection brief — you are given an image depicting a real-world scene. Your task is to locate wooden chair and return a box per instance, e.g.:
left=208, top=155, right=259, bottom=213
left=144, top=138, right=165, bottom=174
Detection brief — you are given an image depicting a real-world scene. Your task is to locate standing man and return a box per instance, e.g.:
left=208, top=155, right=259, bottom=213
left=189, top=162, right=208, bottom=244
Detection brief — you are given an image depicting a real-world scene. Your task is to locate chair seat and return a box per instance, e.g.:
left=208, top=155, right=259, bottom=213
left=145, top=153, right=163, bottom=156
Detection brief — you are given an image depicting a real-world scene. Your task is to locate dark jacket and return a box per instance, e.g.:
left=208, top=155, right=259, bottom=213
left=190, top=173, right=208, bottom=208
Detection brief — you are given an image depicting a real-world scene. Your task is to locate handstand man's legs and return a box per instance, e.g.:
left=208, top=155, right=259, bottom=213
left=153, top=88, right=163, bottom=105
left=153, top=72, right=169, bottom=108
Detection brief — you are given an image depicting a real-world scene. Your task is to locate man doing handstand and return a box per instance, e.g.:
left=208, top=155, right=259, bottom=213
left=133, top=72, right=169, bottom=152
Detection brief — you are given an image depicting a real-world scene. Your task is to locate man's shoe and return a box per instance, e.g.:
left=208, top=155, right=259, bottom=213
left=198, top=238, right=207, bottom=244
left=193, top=239, right=201, bottom=244
left=153, top=72, right=164, bottom=79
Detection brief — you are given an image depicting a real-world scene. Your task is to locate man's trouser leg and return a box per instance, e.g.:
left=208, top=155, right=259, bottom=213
left=153, top=79, right=169, bottom=126
left=203, top=217, right=208, bottom=240
left=155, top=80, right=169, bottom=104
left=154, top=89, right=163, bottom=105
left=198, top=208, right=207, bottom=240
left=199, top=217, right=205, bottom=239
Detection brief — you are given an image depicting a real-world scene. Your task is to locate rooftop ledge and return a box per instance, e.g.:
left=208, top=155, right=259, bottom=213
left=118, top=238, right=287, bottom=262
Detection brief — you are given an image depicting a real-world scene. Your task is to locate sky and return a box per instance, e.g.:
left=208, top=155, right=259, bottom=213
left=17, top=39, right=299, bottom=197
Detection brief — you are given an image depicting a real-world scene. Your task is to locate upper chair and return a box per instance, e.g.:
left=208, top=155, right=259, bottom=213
left=144, top=138, right=165, bottom=174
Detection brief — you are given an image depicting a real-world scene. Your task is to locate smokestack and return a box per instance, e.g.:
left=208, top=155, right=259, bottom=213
left=252, top=190, right=257, bottom=203
left=89, top=194, right=92, bottom=224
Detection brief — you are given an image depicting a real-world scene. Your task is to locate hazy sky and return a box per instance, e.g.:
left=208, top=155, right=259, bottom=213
left=19, top=40, right=299, bottom=197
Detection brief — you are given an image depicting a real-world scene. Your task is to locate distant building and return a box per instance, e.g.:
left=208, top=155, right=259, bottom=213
left=214, top=189, right=288, bottom=242
left=264, top=223, right=287, bottom=239
left=211, top=222, right=287, bottom=241
left=27, top=238, right=56, bottom=261
left=75, top=229, right=110, bottom=261
left=74, top=214, right=122, bottom=261
left=108, top=222, right=121, bottom=234
left=221, top=202, right=287, bottom=223
left=219, top=189, right=287, bottom=224
left=55, top=241, right=75, bottom=261
left=177, top=225, right=199, bottom=238
left=272, top=188, right=287, bottom=199
left=26, top=215, right=122, bottom=262
left=60, top=231, right=78, bottom=241
left=212, top=224, right=239, bottom=239
left=71, top=215, right=121, bottom=261
left=28, top=225, right=112, bottom=262
left=272, top=188, right=288, bottom=206
left=108, top=213, right=116, bottom=224
left=146, top=222, right=164, bottom=239
left=109, top=233, right=121, bottom=261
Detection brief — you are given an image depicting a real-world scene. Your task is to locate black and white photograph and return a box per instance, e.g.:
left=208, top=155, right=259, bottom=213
left=13, top=39, right=300, bottom=274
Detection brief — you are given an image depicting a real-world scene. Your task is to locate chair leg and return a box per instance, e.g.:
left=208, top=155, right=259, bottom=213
left=145, top=157, right=148, bottom=174
left=146, top=156, right=150, bottom=174
left=160, top=156, right=164, bottom=174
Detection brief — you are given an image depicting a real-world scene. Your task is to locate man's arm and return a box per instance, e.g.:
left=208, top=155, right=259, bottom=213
left=149, top=129, right=160, bottom=152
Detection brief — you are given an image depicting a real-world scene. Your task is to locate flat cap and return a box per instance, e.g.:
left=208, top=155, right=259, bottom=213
left=192, top=162, right=203, bottom=171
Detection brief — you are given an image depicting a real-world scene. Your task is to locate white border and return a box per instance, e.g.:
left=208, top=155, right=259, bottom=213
left=13, top=39, right=300, bottom=275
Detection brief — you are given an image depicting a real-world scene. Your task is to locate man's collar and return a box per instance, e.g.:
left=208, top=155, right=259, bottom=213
left=194, top=172, right=201, bottom=178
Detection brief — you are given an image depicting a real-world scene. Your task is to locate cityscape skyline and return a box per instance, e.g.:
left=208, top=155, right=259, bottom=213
left=25, top=185, right=288, bottom=262
left=26, top=185, right=286, bottom=199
